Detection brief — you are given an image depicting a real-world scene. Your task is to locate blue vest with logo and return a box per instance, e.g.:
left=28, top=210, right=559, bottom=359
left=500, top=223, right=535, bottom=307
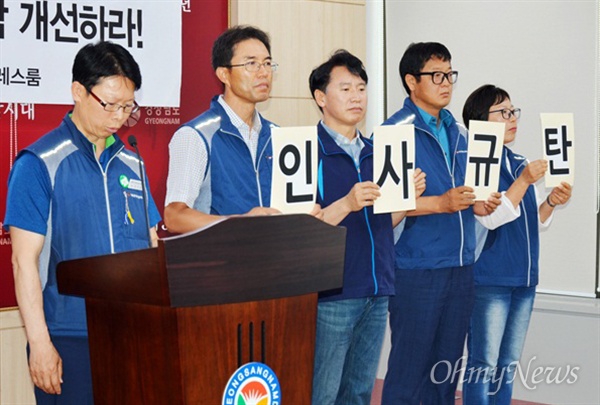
left=383, top=98, right=475, bottom=270
left=316, top=123, right=395, bottom=301
left=11, top=113, right=159, bottom=336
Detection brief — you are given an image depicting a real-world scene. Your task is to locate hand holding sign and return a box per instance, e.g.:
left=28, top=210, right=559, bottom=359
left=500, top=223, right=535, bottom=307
left=473, top=191, right=502, bottom=216
left=413, top=168, right=426, bottom=198
left=520, top=159, right=548, bottom=184
left=439, top=185, right=475, bottom=213
left=344, top=181, right=381, bottom=211
left=547, top=182, right=572, bottom=207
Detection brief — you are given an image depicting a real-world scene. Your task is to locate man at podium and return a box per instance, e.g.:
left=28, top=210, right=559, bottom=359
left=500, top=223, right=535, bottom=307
left=4, top=42, right=161, bottom=404
left=164, top=26, right=281, bottom=233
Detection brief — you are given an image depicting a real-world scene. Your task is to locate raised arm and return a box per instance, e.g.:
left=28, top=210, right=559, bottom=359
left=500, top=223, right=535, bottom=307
left=506, top=159, right=547, bottom=208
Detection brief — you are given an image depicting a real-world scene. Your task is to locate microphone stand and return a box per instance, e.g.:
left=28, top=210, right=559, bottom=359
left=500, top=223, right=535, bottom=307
left=128, top=135, right=153, bottom=248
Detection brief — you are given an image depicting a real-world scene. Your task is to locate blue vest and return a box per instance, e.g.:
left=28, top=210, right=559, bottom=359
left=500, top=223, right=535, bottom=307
left=383, top=98, right=475, bottom=270
left=474, top=147, right=540, bottom=287
left=316, top=123, right=395, bottom=301
left=16, top=114, right=159, bottom=336
left=182, top=96, right=275, bottom=215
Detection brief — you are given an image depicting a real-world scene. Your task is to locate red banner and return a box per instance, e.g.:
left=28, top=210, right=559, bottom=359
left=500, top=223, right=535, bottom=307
left=0, top=3, right=228, bottom=308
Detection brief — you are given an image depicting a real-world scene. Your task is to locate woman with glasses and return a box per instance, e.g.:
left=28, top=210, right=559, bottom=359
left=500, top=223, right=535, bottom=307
left=461, top=84, right=572, bottom=405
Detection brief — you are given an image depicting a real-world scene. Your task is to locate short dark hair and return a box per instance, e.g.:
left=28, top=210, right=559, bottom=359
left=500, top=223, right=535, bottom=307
left=308, top=49, right=368, bottom=112
left=462, top=84, right=511, bottom=128
left=72, top=41, right=141, bottom=92
left=211, top=25, right=271, bottom=70
left=399, top=42, right=451, bottom=95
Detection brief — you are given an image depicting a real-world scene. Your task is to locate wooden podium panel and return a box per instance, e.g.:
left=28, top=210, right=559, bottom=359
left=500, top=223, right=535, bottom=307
left=58, top=215, right=345, bottom=404
left=86, top=295, right=316, bottom=404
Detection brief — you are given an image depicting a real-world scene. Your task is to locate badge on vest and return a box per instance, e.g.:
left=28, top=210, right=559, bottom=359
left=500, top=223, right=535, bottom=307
left=119, top=175, right=143, bottom=191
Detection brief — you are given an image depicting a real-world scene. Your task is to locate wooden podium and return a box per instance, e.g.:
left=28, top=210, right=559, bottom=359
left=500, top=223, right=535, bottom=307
left=57, top=214, right=346, bottom=404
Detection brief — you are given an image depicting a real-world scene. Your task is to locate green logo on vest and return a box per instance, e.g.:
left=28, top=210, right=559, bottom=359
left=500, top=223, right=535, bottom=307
left=119, top=175, right=130, bottom=188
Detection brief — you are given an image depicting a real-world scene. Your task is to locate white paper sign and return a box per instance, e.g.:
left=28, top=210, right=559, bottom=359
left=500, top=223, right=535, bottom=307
left=0, top=0, right=182, bottom=107
left=541, top=113, right=575, bottom=187
left=465, top=120, right=505, bottom=200
left=270, top=126, right=318, bottom=214
left=373, top=125, right=416, bottom=214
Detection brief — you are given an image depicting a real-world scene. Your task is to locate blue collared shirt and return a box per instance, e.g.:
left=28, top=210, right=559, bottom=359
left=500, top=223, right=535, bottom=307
left=417, top=107, right=453, bottom=168
left=320, top=120, right=364, bottom=166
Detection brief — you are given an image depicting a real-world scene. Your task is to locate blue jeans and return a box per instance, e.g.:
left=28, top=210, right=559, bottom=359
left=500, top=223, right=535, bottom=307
left=311, top=297, right=388, bottom=405
left=463, top=285, right=536, bottom=405
left=382, top=266, right=474, bottom=405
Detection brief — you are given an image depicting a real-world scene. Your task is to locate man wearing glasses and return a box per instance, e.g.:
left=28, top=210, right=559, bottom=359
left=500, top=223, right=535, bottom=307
left=164, top=26, right=282, bottom=233
left=379, top=42, right=499, bottom=405
left=4, top=41, right=161, bottom=404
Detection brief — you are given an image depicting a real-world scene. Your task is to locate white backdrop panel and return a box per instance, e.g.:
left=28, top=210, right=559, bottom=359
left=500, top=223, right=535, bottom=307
left=0, top=0, right=181, bottom=107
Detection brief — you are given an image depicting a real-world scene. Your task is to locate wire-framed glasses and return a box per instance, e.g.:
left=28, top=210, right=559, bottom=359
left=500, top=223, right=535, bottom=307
left=225, top=60, right=279, bottom=72
left=489, top=108, right=521, bottom=120
left=89, top=90, right=140, bottom=114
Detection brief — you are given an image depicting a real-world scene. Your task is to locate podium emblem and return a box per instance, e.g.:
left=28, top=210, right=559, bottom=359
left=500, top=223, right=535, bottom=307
left=222, top=362, right=281, bottom=405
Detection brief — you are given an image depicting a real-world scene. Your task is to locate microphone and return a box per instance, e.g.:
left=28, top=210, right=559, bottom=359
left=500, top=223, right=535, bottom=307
left=127, top=135, right=153, bottom=248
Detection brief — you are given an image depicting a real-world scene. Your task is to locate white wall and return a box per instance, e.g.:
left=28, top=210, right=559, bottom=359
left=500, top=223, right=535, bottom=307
left=374, top=1, right=600, bottom=403
left=513, top=294, right=600, bottom=404
left=376, top=294, right=600, bottom=404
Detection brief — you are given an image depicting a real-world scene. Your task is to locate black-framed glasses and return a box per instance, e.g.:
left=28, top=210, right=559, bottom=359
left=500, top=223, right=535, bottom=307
left=89, top=90, right=140, bottom=114
left=225, top=60, right=278, bottom=72
left=413, top=71, right=458, bottom=85
left=489, top=108, right=521, bottom=120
